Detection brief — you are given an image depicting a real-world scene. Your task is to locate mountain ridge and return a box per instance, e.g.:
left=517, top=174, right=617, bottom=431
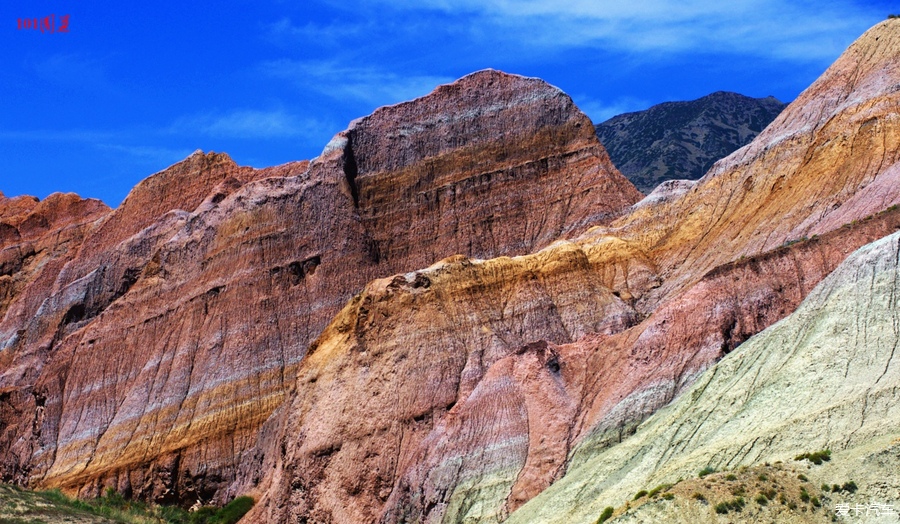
left=0, top=19, right=899, bottom=524
left=595, top=91, right=786, bottom=193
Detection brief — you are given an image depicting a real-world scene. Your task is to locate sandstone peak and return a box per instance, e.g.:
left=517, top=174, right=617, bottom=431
left=0, top=65, right=640, bottom=506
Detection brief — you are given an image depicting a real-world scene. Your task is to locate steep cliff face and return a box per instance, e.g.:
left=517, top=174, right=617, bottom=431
left=240, top=20, right=900, bottom=523
left=508, top=230, right=900, bottom=524
left=0, top=70, right=639, bottom=504
left=596, top=91, right=786, bottom=193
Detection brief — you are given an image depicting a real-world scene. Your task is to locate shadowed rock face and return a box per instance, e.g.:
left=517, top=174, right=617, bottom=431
left=238, top=20, right=900, bottom=523
left=0, top=70, right=639, bottom=504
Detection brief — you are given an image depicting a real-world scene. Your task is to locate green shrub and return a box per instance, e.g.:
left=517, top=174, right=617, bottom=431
left=831, top=484, right=841, bottom=493
left=797, top=474, right=808, bottom=482
left=842, top=481, right=858, bottom=493
left=214, top=496, right=255, bottom=524
left=698, top=466, right=715, bottom=478
left=758, top=473, right=768, bottom=481
left=662, top=493, right=674, bottom=500
left=634, top=490, right=648, bottom=500
left=715, top=497, right=746, bottom=514
left=647, top=484, right=671, bottom=498
left=800, top=488, right=810, bottom=503
left=597, top=506, right=614, bottom=523
left=692, top=492, right=707, bottom=502
left=822, top=484, right=830, bottom=492
left=755, top=494, right=769, bottom=505
left=191, top=507, right=217, bottom=524
left=811, top=496, right=821, bottom=508
left=725, top=474, right=737, bottom=481
left=795, top=450, right=831, bottom=465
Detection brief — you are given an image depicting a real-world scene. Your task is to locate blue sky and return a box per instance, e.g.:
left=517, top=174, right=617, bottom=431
left=0, top=1, right=893, bottom=206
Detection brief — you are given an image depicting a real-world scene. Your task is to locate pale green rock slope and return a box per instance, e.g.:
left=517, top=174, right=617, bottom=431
left=507, top=230, right=900, bottom=524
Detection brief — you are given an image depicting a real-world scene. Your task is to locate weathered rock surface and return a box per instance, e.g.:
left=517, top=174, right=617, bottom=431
left=3, top=20, right=900, bottom=523
left=0, top=70, right=638, bottom=505
left=239, top=19, right=900, bottom=523
left=507, top=230, right=900, bottom=524
left=596, top=91, right=786, bottom=193
left=343, top=69, right=642, bottom=262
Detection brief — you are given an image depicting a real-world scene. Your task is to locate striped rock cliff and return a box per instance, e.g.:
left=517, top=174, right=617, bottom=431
left=507, top=230, right=900, bottom=524
left=238, top=19, right=900, bottom=523
left=0, top=70, right=639, bottom=504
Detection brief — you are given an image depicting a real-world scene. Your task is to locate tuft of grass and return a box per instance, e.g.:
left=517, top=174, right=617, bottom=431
left=5, top=485, right=253, bottom=524
left=755, top=494, right=769, bottom=505
left=698, top=466, right=715, bottom=478
left=797, top=474, right=808, bottom=482
left=795, top=450, right=831, bottom=465
left=842, top=481, right=858, bottom=493
left=633, top=490, right=648, bottom=500
left=211, top=496, right=255, bottom=524
left=714, top=497, right=746, bottom=514
left=597, top=506, right=614, bottom=523
left=800, top=488, right=810, bottom=503
left=692, top=492, right=707, bottom=503
left=647, top=484, right=671, bottom=498
left=725, top=474, right=737, bottom=481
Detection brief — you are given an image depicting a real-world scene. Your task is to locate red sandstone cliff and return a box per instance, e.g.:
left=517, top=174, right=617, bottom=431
left=2, top=20, right=898, bottom=523
left=237, top=20, right=900, bottom=523
left=0, top=70, right=639, bottom=505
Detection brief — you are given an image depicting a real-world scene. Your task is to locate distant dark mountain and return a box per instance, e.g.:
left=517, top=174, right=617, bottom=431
left=595, top=91, right=787, bottom=193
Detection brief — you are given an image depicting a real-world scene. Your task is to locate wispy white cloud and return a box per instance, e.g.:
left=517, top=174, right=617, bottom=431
left=26, top=53, right=121, bottom=93
left=264, top=17, right=366, bottom=45
left=169, top=109, right=331, bottom=140
left=259, top=60, right=454, bottom=107
left=354, top=0, right=879, bottom=62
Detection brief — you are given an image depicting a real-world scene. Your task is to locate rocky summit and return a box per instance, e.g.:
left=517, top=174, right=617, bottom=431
left=1, top=18, right=900, bottom=524
left=596, top=91, right=786, bottom=193
left=0, top=70, right=638, bottom=506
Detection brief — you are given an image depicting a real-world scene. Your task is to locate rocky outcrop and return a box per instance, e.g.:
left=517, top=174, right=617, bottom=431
left=3, top=19, right=899, bottom=523
left=239, top=19, right=900, bottom=523
left=343, top=69, right=642, bottom=262
left=507, top=230, right=900, bottom=524
left=596, top=91, right=786, bottom=192
left=0, top=70, right=639, bottom=504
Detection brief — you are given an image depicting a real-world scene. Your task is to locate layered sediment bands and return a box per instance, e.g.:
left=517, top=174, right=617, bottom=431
left=566, top=206, right=900, bottom=461
left=607, top=19, right=900, bottom=306
left=508, top=230, right=900, bottom=524
left=234, top=246, right=638, bottom=523
left=243, top=206, right=900, bottom=523
left=243, top=21, right=900, bottom=523
left=0, top=70, right=637, bottom=502
left=343, top=69, right=642, bottom=263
